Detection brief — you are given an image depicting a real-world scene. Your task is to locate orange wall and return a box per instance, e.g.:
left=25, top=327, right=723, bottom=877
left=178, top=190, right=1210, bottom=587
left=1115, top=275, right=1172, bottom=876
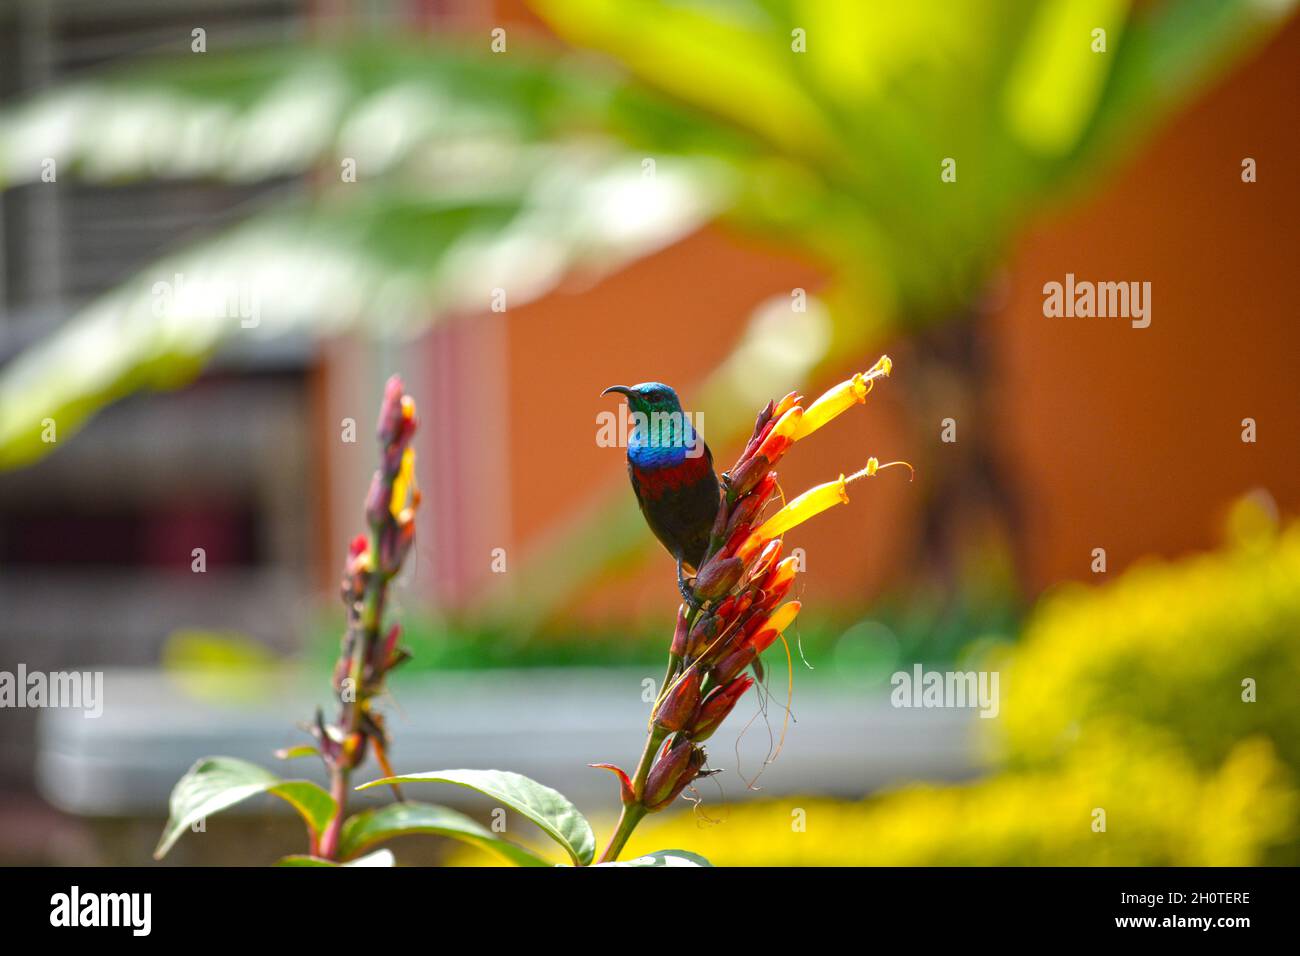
left=994, top=14, right=1300, bottom=589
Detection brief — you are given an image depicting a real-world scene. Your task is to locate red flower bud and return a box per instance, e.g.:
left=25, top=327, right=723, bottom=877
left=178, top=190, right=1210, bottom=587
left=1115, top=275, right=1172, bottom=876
left=711, top=644, right=757, bottom=686
left=755, top=407, right=802, bottom=464
left=738, top=400, right=776, bottom=463
left=685, top=611, right=718, bottom=660
left=695, top=590, right=758, bottom=666
left=371, top=622, right=402, bottom=672
left=644, top=737, right=704, bottom=811
left=669, top=604, right=690, bottom=657
left=376, top=375, right=407, bottom=444
left=653, top=668, right=701, bottom=732
left=378, top=519, right=415, bottom=576
left=364, top=470, right=388, bottom=528
left=688, top=676, right=754, bottom=741
left=724, top=475, right=776, bottom=536
left=727, top=455, right=771, bottom=500
left=748, top=539, right=783, bottom=581
left=709, top=497, right=730, bottom=540
left=693, top=556, right=744, bottom=601
left=348, top=534, right=369, bottom=559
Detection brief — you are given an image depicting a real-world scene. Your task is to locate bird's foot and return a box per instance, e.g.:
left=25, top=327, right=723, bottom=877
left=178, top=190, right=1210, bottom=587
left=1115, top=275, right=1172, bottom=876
left=676, top=559, right=703, bottom=613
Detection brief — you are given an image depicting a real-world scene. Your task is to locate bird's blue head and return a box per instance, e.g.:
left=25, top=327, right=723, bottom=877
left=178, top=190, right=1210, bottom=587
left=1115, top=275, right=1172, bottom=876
left=601, top=382, right=700, bottom=462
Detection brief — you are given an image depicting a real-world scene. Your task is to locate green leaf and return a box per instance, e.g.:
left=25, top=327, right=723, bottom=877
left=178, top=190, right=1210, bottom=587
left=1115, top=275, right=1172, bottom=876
left=358, top=769, right=595, bottom=867
left=532, top=0, right=834, bottom=161
left=1002, top=0, right=1129, bottom=155
left=277, top=849, right=396, bottom=867
left=154, top=756, right=336, bottom=859
left=340, top=801, right=550, bottom=867
left=596, top=849, right=713, bottom=867
left=0, top=41, right=745, bottom=186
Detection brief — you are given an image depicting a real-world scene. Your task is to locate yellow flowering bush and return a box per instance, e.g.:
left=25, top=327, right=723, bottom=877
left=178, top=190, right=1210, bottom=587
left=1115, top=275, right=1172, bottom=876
left=617, top=732, right=1293, bottom=866
left=1002, top=506, right=1300, bottom=777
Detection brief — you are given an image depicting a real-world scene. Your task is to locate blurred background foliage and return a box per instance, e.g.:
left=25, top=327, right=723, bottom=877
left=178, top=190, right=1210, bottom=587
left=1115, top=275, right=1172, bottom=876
left=0, top=0, right=1290, bottom=630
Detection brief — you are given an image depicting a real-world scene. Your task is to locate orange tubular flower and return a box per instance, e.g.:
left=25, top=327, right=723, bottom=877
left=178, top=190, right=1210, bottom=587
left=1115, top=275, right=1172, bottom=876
left=772, top=390, right=803, bottom=419
left=755, top=406, right=803, bottom=463
left=748, top=600, right=801, bottom=653
left=758, top=556, right=799, bottom=604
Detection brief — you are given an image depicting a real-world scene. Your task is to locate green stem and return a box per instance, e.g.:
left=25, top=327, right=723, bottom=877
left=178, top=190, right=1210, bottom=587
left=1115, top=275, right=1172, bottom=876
left=599, top=615, right=696, bottom=863
left=598, top=722, right=668, bottom=863
left=599, top=803, right=647, bottom=864
left=321, top=532, right=389, bottom=861
left=319, top=767, right=350, bottom=860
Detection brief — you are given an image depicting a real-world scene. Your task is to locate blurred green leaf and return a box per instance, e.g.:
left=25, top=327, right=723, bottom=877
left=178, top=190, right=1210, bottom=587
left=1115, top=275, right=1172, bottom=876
left=340, top=801, right=550, bottom=866
left=1002, top=0, right=1129, bottom=155
left=358, top=769, right=595, bottom=866
left=0, top=41, right=758, bottom=186
left=0, top=161, right=716, bottom=467
left=154, top=756, right=336, bottom=859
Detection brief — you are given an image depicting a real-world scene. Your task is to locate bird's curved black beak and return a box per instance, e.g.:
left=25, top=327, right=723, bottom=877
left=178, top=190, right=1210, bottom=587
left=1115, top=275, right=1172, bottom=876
left=601, top=385, right=634, bottom=398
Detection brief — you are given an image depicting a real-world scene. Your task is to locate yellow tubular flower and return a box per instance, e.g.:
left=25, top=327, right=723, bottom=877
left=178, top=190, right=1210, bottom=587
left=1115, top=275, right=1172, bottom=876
left=390, top=447, right=417, bottom=520
left=736, top=456, right=912, bottom=561
left=736, top=477, right=848, bottom=561
left=791, top=354, right=893, bottom=442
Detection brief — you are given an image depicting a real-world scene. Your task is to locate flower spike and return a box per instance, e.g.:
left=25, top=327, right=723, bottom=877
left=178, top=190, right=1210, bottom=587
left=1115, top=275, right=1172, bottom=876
left=595, top=362, right=908, bottom=862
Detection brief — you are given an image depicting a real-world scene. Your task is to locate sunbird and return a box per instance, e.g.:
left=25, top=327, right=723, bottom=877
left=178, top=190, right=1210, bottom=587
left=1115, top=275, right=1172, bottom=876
left=602, top=382, right=721, bottom=602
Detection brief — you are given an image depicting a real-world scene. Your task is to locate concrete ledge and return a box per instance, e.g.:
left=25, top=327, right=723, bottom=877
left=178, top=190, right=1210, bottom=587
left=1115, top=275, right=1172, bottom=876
left=37, top=667, right=984, bottom=817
